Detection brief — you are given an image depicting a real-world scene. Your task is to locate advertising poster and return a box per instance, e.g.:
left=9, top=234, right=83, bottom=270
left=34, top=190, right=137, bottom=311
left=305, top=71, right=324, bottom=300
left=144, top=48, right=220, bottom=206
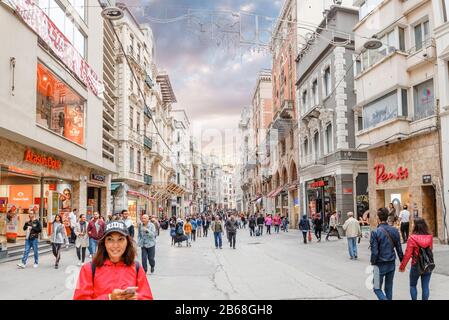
left=8, top=185, right=33, bottom=209
left=51, top=105, right=65, bottom=134
left=5, top=205, right=18, bottom=243
left=64, top=104, right=84, bottom=145
left=57, top=184, right=72, bottom=212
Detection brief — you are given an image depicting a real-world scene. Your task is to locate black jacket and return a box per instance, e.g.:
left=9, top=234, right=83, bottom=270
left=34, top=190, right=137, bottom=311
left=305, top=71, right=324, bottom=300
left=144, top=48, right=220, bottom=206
left=370, top=223, right=404, bottom=265
left=248, top=217, right=256, bottom=227
left=313, top=218, right=323, bottom=230
left=225, top=219, right=238, bottom=233
left=23, top=219, right=42, bottom=240
left=256, top=216, right=264, bottom=225
left=299, top=218, right=310, bottom=231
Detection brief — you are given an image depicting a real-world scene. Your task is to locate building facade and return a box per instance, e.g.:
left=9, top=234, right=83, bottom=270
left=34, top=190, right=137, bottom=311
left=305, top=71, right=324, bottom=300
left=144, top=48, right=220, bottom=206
left=354, top=0, right=444, bottom=240
left=297, top=6, right=368, bottom=224
left=0, top=0, right=113, bottom=248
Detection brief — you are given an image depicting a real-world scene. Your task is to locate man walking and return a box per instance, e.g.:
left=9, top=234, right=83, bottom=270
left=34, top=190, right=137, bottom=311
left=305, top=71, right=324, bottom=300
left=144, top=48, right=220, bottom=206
left=342, top=212, right=361, bottom=260
left=225, top=215, right=238, bottom=249
left=256, top=213, right=264, bottom=236
left=370, top=207, right=404, bottom=300
left=69, top=208, right=77, bottom=244
left=17, top=211, right=41, bottom=268
left=298, top=215, right=310, bottom=244
left=87, top=212, right=105, bottom=258
left=121, top=210, right=135, bottom=239
left=138, top=214, right=157, bottom=274
left=399, top=205, right=410, bottom=243
left=248, top=215, right=256, bottom=236
left=326, top=211, right=341, bottom=241
left=211, top=215, right=223, bottom=249
left=190, top=216, right=197, bottom=242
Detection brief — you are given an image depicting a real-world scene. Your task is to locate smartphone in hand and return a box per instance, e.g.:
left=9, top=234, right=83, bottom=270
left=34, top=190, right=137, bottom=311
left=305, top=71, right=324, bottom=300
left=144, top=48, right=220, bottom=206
left=123, top=287, right=138, bottom=295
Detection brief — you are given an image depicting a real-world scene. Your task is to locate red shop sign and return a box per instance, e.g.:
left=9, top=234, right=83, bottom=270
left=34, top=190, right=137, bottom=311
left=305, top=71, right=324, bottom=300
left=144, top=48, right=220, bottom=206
left=374, top=164, right=409, bottom=184
left=11, top=0, right=104, bottom=97
left=310, top=180, right=326, bottom=188
left=24, top=149, right=62, bottom=170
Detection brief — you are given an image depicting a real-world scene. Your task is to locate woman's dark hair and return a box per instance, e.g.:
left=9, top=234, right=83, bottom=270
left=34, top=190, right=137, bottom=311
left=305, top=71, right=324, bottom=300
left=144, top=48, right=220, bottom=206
left=93, top=233, right=136, bottom=267
left=412, top=218, right=430, bottom=235
left=53, top=214, right=62, bottom=223
left=79, top=214, right=85, bottom=219
left=403, top=205, right=408, bottom=210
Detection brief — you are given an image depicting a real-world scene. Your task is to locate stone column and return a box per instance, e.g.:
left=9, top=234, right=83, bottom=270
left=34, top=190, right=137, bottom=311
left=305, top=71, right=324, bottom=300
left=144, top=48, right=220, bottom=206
left=334, top=47, right=349, bottom=150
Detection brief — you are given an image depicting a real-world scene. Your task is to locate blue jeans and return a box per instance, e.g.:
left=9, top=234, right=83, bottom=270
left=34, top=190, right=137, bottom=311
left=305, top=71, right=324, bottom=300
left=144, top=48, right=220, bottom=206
left=88, top=238, right=98, bottom=255
left=22, top=238, right=39, bottom=265
left=373, top=262, right=396, bottom=300
left=347, top=237, right=357, bottom=258
left=214, top=232, right=222, bottom=248
left=410, top=264, right=432, bottom=300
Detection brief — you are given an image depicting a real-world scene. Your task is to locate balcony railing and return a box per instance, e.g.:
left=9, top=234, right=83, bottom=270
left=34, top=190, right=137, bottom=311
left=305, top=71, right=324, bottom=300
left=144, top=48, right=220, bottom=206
left=300, top=153, right=325, bottom=167
left=144, top=174, right=153, bottom=185
left=144, top=136, right=152, bottom=151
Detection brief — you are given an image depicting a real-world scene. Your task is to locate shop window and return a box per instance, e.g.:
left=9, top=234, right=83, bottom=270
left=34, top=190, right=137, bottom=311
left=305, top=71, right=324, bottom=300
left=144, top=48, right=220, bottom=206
left=413, top=79, right=435, bottom=121
left=362, top=90, right=398, bottom=129
left=36, top=62, right=85, bottom=145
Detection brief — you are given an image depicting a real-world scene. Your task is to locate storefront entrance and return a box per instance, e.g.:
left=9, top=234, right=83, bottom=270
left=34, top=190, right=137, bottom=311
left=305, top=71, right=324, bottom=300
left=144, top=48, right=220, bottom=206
left=87, top=187, right=101, bottom=216
left=306, top=176, right=336, bottom=220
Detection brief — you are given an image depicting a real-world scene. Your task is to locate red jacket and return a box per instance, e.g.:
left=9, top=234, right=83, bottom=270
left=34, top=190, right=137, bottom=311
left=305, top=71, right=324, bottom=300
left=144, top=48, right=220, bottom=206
left=87, top=219, right=106, bottom=240
left=273, top=216, right=281, bottom=225
left=73, top=260, right=153, bottom=300
left=399, top=234, right=433, bottom=271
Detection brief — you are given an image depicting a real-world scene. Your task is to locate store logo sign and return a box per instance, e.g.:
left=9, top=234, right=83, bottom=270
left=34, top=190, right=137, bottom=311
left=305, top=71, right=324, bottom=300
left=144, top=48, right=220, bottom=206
left=24, top=149, right=62, bottom=170
left=374, top=164, right=408, bottom=184
left=91, top=173, right=106, bottom=183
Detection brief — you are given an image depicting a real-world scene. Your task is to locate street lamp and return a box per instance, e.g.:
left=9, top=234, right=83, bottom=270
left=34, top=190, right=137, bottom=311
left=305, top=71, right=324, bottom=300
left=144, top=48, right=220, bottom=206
left=101, top=6, right=124, bottom=20
left=363, top=36, right=383, bottom=50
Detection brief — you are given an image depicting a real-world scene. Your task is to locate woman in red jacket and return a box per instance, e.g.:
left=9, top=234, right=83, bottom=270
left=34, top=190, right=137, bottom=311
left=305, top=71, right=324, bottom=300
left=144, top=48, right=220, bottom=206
left=399, top=218, right=433, bottom=300
left=73, top=221, right=153, bottom=300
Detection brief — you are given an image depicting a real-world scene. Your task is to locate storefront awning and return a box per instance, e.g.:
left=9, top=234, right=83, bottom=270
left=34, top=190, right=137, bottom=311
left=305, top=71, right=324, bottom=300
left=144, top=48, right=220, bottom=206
left=127, top=190, right=151, bottom=200
left=268, top=185, right=284, bottom=198
left=111, top=183, right=122, bottom=193
left=288, top=180, right=298, bottom=191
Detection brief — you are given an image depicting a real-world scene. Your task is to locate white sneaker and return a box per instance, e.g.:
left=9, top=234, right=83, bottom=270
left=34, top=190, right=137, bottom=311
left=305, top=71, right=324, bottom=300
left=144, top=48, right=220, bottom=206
left=89, top=254, right=92, bottom=259
left=17, top=263, right=26, bottom=269
left=33, top=263, right=38, bottom=268
left=77, top=261, right=82, bottom=266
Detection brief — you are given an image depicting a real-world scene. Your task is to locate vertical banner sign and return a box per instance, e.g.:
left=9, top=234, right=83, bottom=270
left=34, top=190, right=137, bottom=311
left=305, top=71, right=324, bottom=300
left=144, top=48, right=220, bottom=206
left=10, top=0, right=104, bottom=97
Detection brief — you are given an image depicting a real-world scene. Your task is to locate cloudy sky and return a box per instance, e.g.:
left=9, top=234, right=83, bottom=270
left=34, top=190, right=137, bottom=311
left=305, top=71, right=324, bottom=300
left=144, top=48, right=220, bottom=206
left=123, top=0, right=283, bottom=164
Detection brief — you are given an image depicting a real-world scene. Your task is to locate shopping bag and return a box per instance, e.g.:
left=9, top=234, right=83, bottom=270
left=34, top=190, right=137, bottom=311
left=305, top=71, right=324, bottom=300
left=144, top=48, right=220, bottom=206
left=308, top=230, right=312, bottom=242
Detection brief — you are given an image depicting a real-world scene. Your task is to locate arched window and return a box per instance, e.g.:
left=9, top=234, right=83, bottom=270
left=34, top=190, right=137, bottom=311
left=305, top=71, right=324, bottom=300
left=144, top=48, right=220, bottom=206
left=325, top=123, right=333, bottom=154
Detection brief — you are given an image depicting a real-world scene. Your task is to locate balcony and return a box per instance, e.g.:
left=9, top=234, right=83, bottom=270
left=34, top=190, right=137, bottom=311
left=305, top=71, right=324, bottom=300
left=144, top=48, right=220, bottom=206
left=355, top=52, right=408, bottom=107
left=144, top=174, right=153, bottom=185
left=144, top=136, right=152, bottom=151
left=271, top=99, right=295, bottom=140
left=356, top=116, right=411, bottom=150
left=145, top=74, right=155, bottom=89
left=406, top=38, right=437, bottom=71
left=144, top=104, right=152, bottom=119
left=300, top=154, right=326, bottom=168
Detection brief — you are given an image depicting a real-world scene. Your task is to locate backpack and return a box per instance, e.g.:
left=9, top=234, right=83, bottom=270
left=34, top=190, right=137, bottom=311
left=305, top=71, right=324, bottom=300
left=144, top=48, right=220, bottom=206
left=176, top=224, right=184, bottom=235
left=417, top=246, right=435, bottom=275
left=91, top=261, right=140, bottom=287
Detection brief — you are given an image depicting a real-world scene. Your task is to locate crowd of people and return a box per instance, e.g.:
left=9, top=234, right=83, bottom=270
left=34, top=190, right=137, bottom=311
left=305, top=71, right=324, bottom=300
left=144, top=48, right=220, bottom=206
left=14, top=203, right=435, bottom=301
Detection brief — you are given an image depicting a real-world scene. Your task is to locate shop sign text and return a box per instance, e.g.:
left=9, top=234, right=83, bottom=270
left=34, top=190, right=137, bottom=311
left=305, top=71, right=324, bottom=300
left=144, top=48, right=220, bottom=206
left=24, top=149, right=62, bottom=170
left=374, top=164, right=408, bottom=184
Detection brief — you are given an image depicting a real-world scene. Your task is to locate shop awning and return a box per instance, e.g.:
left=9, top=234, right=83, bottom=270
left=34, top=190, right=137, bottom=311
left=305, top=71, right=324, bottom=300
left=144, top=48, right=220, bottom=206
left=111, top=183, right=122, bottom=193
left=127, top=190, right=151, bottom=200
left=268, top=185, right=284, bottom=198
left=288, top=180, right=299, bottom=191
